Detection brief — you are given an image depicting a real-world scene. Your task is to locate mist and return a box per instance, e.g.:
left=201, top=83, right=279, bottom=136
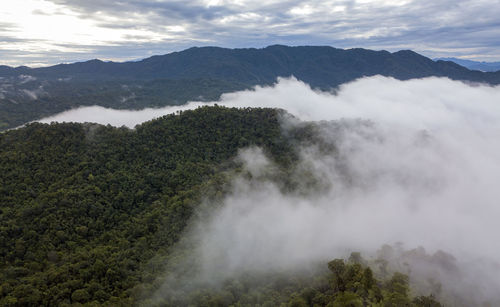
left=36, top=103, right=211, bottom=127
left=148, top=77, right=499, bottom=305
left=37, top=76, right=500, bottom=132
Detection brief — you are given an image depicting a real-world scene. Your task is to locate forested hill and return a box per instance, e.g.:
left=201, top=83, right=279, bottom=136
left=0, top=106, right=442, bottom=306
left=0, top=106, right=289, bottom=306
left=1, top=45, right=500, bottom=130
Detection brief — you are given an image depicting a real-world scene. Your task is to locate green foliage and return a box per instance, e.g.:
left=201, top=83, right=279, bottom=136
left=150, top=257, right=441, bottom=306
left=0, top=106, right=443, bottom=306
left=0, top=106, right=292, bottom=306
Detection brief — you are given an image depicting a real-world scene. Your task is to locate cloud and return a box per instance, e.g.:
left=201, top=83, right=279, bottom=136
left=36, top=103, right=210, bottom=127
left=2, top=0, right=500, bottom=66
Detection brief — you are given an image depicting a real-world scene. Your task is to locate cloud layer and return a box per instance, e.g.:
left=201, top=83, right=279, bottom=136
left=2, top=0, right=500, bottom=66
left=37, top=104, right=209, bottom=127
left=38, top=76, right=500, bottom=131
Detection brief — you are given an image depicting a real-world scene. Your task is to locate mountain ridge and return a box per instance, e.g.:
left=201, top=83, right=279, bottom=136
left=2, top=45, right=499, bottom=86
left=1, top=45, right=499, bottom=130
left=0, top=106, right=447, bottom=306
left=434, top=57, right=500, bottom=72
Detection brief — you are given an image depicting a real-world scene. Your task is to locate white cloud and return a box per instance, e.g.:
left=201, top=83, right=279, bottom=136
left=146, top=77, right=499, bottom=305
left=36, top=103, right=210, bottom=127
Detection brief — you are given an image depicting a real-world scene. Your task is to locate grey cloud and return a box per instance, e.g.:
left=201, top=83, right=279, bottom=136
left=32, top=9, right=52, bottom=16
left=0, top=36, right=32, bottom=43
left=48, top=0, right=235, bottom=21
left=0, top=44, right=99, bottom=67
left=2, top=0, right=500, bottom=66
left=0, top=22, right=18, bottom=32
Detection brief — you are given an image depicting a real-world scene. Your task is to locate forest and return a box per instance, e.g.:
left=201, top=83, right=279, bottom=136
left=0, top=106, right=442, bottom=306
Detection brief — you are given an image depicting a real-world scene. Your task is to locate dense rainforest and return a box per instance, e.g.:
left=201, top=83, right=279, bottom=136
left=0, top=106, right=441, bottom=306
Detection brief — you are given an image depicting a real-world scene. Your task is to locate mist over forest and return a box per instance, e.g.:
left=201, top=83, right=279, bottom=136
left=4, top=76, right=492, bottom=306
left=150, top=77, right=500, bottom=306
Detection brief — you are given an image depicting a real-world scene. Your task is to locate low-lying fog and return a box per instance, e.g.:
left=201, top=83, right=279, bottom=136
left=38, top=76, right=500, bottom=131
left=40, top=76, right=500, bottom=304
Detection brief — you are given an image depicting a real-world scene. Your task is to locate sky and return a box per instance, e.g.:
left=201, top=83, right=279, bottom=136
left=1, top=0, right=500, bottom=67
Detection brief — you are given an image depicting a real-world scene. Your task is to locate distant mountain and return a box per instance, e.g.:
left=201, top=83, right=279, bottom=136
left=3, top=45, right=500, bottom=86
left=1, top=45, right=500, bottom=130
left=435, top=57, right=500, bottom=72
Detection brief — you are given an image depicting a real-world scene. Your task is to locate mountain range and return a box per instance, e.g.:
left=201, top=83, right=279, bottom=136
left=434, top=57, right=500, bottom=72
left=1, top=45, right=499, bottom=130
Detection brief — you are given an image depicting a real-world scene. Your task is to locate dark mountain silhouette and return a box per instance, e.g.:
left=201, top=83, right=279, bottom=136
left=3, top=45, right=500, bottom=87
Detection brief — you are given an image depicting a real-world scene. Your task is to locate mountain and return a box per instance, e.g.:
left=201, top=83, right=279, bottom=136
left=4, top=45, right=500, bottom=85
left=435, top=57, right=500, bottom=72
left=1, top=45, right=500, bottom=130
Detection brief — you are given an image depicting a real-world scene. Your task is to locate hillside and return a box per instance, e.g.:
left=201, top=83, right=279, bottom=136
left=0, top=106, right=288, bottom=305
left=1, top=45, right=500, bottom=130
left=0, top=106, right=442, bottom=306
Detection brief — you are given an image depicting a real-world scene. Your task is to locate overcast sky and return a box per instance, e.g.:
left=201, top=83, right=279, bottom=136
left=1, top=0, right=500, bottom=67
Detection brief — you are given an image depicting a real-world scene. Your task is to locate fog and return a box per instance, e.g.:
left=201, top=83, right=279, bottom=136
left=38, top=76, right=500, bottom=132
left=39, top=77, right=500, bottom=304
left=37, top=103, right=211, bottom=127
left=161, top=77, right=500, bottom=305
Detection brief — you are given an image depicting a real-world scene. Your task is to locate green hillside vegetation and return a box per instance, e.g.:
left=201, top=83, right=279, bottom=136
left=0, top=106, right=440, bottom=306
left=143, top=251, right=441, bottom=307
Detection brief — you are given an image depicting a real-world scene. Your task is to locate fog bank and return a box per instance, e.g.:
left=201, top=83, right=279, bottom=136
left=36, top=103, right=211, bottom=127
left=165, top=77, right=500, bottom=305
left=37, top=77, right=500, bottom=132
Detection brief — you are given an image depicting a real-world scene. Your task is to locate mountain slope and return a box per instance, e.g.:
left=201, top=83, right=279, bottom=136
left=0, top=106, right=290, bottom=305
left=3, top=45, right=500, bottom=86
left=1, top=45, right=500, bottom=130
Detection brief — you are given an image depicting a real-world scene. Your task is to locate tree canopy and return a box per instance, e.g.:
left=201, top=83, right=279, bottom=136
left=0, top=106, right=442, bottom=306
